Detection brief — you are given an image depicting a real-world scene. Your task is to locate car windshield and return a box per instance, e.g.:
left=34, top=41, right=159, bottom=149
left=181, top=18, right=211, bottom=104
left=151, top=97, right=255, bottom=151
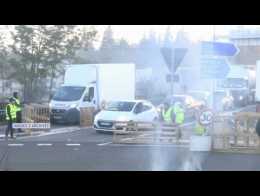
left=104, top=101, right=136, bottom=112
left=52, top=86, right=85, bottom=101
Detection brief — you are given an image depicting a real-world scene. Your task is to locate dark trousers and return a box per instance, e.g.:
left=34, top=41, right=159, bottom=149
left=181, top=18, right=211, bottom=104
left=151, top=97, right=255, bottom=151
left=16, top=111, right=21, bottom=123
left=5, top=120, right=14, bottom=138
left=16, top=111, right=22, bottom=132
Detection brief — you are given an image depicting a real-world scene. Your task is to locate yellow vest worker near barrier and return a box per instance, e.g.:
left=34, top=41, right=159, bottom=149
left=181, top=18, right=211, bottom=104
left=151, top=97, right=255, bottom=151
left=195, top=104, right=208, bottom=136
left=5, top=97, right=17, bottom=139
left=13, top=92, right=22, bottom=132
left=162, top=102, right=185, bottom=125
left=173, top=102, right=185, bottom=125
left=162, top=102, right=175, bottom=123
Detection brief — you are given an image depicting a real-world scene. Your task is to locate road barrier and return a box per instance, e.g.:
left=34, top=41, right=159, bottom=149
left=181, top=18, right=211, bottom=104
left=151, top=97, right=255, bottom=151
left=22, top=104, right=50, bottom=133
left=0, top=102, right=7, bottom=123
left=212, top=112, right=260, bottom=153
left=111, top=111, right=260, bottom=152
left=112, top=121, right=188, bottom=145
left=80, top=107, right=95, bottom=127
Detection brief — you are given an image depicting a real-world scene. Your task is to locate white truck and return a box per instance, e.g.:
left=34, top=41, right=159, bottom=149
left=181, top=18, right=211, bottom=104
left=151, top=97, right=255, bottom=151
left=49, top=64, right=136, bottom=124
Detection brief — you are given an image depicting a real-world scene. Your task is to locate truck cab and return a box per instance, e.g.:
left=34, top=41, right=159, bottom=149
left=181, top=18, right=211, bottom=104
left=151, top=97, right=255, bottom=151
left=49, top=85, right=96, bottom=124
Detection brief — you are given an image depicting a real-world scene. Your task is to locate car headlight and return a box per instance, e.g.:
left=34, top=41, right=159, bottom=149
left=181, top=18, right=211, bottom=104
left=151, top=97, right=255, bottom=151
left=69, top=103, right=79, bottom=109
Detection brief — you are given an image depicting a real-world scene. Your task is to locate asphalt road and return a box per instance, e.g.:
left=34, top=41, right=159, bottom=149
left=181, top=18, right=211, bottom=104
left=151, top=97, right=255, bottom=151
left=0, top=104, right=258, bottom=171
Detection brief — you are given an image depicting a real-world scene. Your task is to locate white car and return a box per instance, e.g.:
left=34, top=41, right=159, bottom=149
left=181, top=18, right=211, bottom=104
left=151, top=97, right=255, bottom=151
left=94, top=100, right=159, bottom=132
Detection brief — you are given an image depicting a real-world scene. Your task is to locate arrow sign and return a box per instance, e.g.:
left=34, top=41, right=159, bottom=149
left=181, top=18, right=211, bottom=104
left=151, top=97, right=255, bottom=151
left=200, top=57, right=230, bottom=79
left=201, top=41, right=239, bottom=56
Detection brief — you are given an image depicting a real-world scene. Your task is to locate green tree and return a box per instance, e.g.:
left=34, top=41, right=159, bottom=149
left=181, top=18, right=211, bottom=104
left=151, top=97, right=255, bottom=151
left=99, top=26, right=117, bottom=63
left=0, top=31, right=10, bottom=95
left=9, top=25, right=97, bottom=102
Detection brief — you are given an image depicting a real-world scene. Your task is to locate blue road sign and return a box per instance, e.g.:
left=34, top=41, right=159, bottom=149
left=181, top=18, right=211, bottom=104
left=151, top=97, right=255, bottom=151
left=201, top=41, right=239, bottom=56
left=200, top=57, right=230, bottom=79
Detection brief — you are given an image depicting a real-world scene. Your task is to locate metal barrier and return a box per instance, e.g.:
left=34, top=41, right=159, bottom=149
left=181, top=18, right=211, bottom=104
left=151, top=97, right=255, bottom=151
left=212, top=112, right=260, bottom=153
left=112, top=121, right=187, bottom=145
left=0, top=102, right=7, bottom=123
left=22, top=104, right=50, bottom=133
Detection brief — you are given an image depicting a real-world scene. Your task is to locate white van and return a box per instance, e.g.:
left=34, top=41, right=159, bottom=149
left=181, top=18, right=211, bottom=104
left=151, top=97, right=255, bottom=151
left=49, top=64, right=136, bottom=124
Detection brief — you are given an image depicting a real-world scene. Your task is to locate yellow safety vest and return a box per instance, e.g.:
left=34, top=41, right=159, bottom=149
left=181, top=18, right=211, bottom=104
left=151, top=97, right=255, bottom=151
left=6, top=104, right=17, bottom=120
left=14, top=98, right=21, bottom=112
left=162, top=107, right=174, bottom=123
left=174, top=106, right=185, bottom=124
left=195, top=123, right=206, bottom=135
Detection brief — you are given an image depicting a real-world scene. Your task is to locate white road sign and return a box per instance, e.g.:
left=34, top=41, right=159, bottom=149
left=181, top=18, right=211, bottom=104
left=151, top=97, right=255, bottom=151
left=199, top=110, right=213, bottom=126
left=13, top=123, right=50, bottom=129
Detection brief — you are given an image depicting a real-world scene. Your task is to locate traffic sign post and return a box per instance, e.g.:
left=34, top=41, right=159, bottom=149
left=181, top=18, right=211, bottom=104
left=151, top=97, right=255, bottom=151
left=161, top=47, right=188, bottom=95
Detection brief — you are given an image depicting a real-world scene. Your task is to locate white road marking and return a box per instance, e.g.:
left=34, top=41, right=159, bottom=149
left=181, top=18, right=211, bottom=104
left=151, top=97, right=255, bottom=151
left=8, top=143, right=24, bottom=146
left=109, top=144, right=189, bottom=148
left=19, top=127, right=82, bottom=139
left=97, top=142, right=113, bottom=146
left=66, top=143, right=81, bottom=146
left=37, top=143, right=53, bottom=146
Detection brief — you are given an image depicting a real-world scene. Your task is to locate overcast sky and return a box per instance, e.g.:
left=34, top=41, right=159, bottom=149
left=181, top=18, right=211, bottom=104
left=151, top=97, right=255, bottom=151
left=94, top=25, right=260, bottom=46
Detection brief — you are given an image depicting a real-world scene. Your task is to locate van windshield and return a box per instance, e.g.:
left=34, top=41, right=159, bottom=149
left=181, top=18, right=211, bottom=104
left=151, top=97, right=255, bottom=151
left=105, top=101, right=136, bottom=112
left=52, top=86, right=86, bottom=101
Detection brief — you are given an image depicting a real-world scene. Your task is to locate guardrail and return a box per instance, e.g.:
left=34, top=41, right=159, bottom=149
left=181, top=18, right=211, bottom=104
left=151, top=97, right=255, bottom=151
left=112, top=121, right=186, bottom=145
left=0, top=102, right=7, bottom=124
left=21, top=104, right=50, bottom=133
left=212, top=112, right=260, bottom=153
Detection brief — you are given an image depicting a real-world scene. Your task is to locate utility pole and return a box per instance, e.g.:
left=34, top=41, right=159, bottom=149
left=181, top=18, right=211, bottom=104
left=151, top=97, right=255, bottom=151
left=212, top=25, right=216, bottom=111
left=171, top=49, right=175, bottom=96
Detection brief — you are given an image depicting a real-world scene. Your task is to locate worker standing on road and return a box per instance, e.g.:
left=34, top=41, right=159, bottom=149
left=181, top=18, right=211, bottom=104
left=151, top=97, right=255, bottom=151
left=173, top=102, right=185, bottom=125
left=13, top=92, right=22, bottom=133
left=195, top=104, right=207, bottom=136
left=187, top=103, right=210, bottom=171
left=5, top=97, right=17, bottom=140
left=162, top=102, right=175, bottom=123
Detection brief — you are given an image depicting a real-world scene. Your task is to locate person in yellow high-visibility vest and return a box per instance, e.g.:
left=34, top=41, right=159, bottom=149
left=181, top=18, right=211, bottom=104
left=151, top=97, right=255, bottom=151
left=13, top=92, right=22, bottom=133
left=162, top=102, right=175, bottom=123
left=194, top=104, right=207, bottom=136
left=173, top=102, right=185, bottom=125
left=5, top=97, right=17, bottom=139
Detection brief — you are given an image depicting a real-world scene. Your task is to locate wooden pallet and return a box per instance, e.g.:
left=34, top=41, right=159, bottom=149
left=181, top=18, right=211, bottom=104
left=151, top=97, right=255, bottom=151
left=80, top=107, right=95, bottom=127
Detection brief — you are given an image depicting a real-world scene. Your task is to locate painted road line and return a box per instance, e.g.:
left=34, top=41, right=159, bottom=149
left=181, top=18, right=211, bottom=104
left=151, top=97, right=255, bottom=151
left=8, top=143, right=24, bottom=146
left=97, top=142, right=113, bottom=146
left=37, top=143, right=53, bottom=146
left=19, top=127, right=82, bottom=140
left=66, top=143, right=81, bottom=146
left=109, top=143, right=189, bottom=148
